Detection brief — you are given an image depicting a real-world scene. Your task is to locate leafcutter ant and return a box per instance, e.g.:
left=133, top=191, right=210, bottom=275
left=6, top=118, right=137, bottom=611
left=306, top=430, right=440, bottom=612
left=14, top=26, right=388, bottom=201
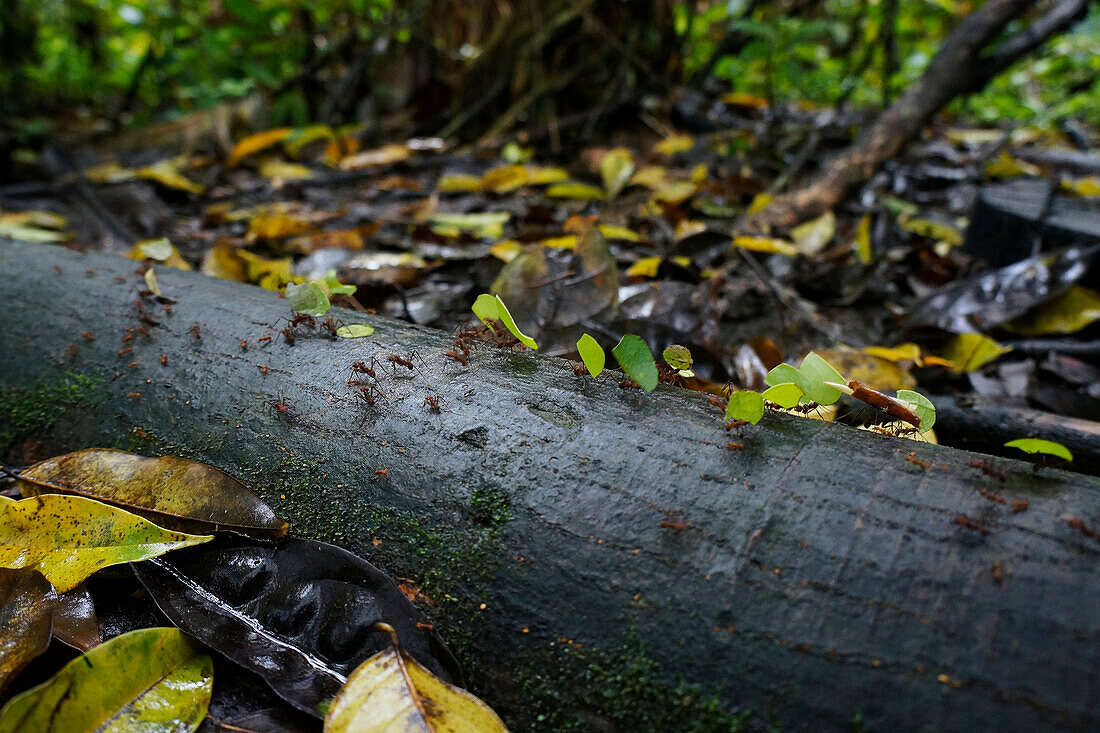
left=388, top=354, right=415, bottom=372
left=954, top=514, right=989, bottom=536
left=445, top=349, right=469, bottom=367
left=969, top=459, right=1007, bottom=483
left=351, top=358, right=377, bottom=379
left=189, top=324, right=201, bottom=340
left=424, top=395, right=441, bottom=412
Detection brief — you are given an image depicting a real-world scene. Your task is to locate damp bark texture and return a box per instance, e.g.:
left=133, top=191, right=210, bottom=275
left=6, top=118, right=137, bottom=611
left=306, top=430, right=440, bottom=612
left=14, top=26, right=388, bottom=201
left=1, top=239, right=1099, bottom=732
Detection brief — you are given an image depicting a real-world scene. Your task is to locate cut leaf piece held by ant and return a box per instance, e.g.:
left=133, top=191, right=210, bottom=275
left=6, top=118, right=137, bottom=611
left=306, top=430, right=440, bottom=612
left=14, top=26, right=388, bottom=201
left=824, top=380, right=922, bottom=429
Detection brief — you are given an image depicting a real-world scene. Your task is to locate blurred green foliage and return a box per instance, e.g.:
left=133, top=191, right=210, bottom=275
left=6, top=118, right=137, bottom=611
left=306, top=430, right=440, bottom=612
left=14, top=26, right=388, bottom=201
left=2, top=0, right=1098, bottom=129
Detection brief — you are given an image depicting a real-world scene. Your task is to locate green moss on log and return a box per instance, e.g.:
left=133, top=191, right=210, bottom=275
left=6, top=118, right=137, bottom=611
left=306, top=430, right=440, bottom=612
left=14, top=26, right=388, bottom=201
left=0, top=371, right=99, bottom=457
left=509, top=629, right=754, bottom=733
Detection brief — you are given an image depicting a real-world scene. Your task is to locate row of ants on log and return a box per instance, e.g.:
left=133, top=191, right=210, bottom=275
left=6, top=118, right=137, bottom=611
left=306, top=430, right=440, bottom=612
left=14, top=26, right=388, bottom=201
left=259, top=315, right=524, bottom=418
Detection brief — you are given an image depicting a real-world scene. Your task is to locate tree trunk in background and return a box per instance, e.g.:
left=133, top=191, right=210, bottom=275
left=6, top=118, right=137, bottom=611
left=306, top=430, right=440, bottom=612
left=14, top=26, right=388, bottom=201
left=2, top=240, right=1099, bottom=731
left=749, top=0, right=1091, bottom=230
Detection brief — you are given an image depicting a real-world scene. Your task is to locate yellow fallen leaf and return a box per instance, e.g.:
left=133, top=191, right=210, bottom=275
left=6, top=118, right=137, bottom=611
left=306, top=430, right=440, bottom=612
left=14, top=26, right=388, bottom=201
left=546, top=182, right=606, bottom=200
left=201, top=241, right=249, bottom=282
left=854, top=213, right=873, bottom=264
left=227, top=128, right=294, bottom=167
left=629, top=166, right=669, bottom=190
left=127, top=238, right=191, bottom=270
left=600, top=148, right=635, bottom=198
left=721, top=92, right=769, bottom=109
left=247, top=213, right=312, bottom=241
left=815, top=347, right=916, bottom=390
left=283, top=125, right=336, bottom=159
left=524, top=166, right=569, bottom=185
left=135, top=160, right=204, bottom=195
left=489, top=240, right=523, bottom=262
left=900, top=217, right=962, bottom=245
left=733, top=235, right=798, bottom=257
left=654, top=134, right=694, bottom=156
left=984, top=151, right=1041, bottom=179
left=437, top=173, right=484, bottom=192
left=626, top=257, right=663, bottom=279
left=259, top=158, right=314, bottom=182
left=540, top=235, right=578, bottom=250
left=237, top=249, right=294, bottom=290
left=339, top=143, right=410, bottom=171
left=937, top=333, right=1011, bottom=372
left=1003, top=286, right=1100, bottom=336
left=651, top=181, right=697, bottom=205
left=746, top=192, right=773, bottom=217
left=481, top=165, right=529, bottom=193
left=597, top=224, right=642, bottom=242
left=862, top=343, right=922, bottom=363
left=324, top=624, right=507, bottom=733
left=1061, top=177, right=1100, bottom=197
left=791, top=211, right=836, bottom=255
left=674, top=220, right=707, bottom=241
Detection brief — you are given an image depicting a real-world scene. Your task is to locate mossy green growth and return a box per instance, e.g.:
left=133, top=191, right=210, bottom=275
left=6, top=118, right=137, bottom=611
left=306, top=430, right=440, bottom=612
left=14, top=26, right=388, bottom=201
left=0, top=372, right=98, bottom=455
left=469, top=485, right=511, bottom=526
left=513, top=629, right=753, bottom=732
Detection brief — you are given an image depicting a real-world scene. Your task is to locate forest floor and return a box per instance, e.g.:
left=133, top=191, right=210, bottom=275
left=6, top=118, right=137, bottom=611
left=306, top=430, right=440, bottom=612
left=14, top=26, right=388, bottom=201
left=2, top=97, right=1098, bottom=456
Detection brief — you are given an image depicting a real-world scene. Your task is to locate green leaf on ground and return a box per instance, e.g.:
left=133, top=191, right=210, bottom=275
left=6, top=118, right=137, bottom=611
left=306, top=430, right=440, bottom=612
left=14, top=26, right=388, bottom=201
left=336, top=324, right=375, bottom=339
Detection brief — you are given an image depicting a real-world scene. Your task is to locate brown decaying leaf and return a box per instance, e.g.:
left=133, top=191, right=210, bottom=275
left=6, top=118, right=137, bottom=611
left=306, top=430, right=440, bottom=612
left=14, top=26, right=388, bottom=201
left=51, top=583, right=101, bottom=652
left=17, top=449, right=287, bottom=538
left=0, top=568, right=54, bottom=694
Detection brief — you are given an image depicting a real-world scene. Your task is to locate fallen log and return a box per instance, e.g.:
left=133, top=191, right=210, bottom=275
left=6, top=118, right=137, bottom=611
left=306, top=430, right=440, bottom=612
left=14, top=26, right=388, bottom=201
left=1, top=238, right=1099, bottom=732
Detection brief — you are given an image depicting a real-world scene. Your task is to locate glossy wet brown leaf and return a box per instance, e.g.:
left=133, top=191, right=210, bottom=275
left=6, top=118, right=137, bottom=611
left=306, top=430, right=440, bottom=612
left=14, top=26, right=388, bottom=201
left=52, top=583, right=101, bottom=652
left=0, top=568, right=54, bottom=693
left=17, top=449, right=287, bottom=537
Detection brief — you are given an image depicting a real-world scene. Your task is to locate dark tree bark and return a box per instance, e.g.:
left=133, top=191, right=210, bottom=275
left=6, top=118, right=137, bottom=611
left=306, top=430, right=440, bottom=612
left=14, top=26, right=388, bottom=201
left=2, top=239, right=1099, bottom=731
left=750, top=0, right=1092, bottom=230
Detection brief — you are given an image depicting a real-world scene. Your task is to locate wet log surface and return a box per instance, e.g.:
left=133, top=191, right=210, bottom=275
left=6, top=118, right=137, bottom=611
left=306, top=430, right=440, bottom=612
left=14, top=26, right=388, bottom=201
left=1, top=239, right=1098, bottom=731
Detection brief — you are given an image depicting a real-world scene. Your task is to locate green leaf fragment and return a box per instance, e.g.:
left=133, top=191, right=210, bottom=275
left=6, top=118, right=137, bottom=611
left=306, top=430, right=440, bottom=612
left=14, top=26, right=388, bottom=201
left=493, top=296, right=538, bottom=349
left=285, top=281, right=331, bottom=316
left=726, top=391, right=765, bottom=424
left=798, top=352, right=846, bottom=405
left=662, top=345, right=693, bottom=372
left=335, top=324, right=374, bottom=339
left=895, top=389, right=937, bottom=431
left=612, top=335, right=658, bottom=392
left=1004, top=438, right=1073, bottom=462
left=322, top=270, right=356, bottom=296
left=762, top=383, right=804, bottom=409
left=576, top=334, right=605, bottom=378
